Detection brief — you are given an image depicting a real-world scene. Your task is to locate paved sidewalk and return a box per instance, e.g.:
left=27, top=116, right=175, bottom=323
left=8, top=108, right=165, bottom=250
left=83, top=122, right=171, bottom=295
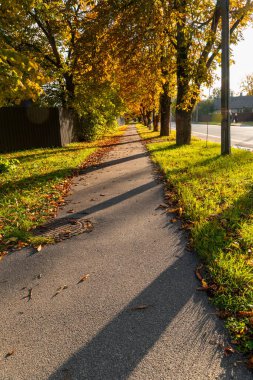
left=0, top=125, right=251, bottom=379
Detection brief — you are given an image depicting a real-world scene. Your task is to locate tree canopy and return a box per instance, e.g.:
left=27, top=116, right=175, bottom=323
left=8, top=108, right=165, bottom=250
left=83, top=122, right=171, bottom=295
left=241, top=73, right=253, bottom=95
left=0, top=0, right=252, bottom=143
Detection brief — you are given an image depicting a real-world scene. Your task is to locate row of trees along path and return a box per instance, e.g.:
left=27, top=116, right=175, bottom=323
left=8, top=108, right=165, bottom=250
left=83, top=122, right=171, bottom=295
left=0, top=1, right=252, bottom=145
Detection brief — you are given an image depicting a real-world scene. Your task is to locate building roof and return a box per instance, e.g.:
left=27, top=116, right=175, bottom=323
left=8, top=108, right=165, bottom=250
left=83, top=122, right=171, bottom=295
left=213, top=95, right=253, bottom=110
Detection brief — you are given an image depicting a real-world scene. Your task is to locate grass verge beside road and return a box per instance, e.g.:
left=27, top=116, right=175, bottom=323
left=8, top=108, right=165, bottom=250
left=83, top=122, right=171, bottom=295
left=0, top=127, right=125, bottom=256
left=137, top=124, right=253, bottom=354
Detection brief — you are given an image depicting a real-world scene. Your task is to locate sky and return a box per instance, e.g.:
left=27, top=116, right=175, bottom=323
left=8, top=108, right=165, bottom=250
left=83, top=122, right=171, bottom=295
left=203, top=25, right=253, bottom=97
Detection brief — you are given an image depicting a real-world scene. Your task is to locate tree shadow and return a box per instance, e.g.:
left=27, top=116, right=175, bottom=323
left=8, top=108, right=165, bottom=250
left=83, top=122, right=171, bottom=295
left=80, top=152, right=148, bottom=174
left=3, top=145, right=93, bottom=162
left=0, top=153, right=148, bottom=196
left=33, top=180, right=158, bottom=241
left=47, top=254, right=215, bottom=380
left=46, top=250, right=251, bottom=380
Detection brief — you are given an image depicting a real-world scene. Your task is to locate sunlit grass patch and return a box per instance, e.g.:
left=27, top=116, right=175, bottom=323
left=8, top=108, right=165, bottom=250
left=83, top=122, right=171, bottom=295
left=137, top=124, right=253, bottom=352
left=0, top=129, right=123, bottom=254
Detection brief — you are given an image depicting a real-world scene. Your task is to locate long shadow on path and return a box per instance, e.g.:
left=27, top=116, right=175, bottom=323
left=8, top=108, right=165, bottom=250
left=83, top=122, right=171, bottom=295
left=48, top=253, right=226, bottom=380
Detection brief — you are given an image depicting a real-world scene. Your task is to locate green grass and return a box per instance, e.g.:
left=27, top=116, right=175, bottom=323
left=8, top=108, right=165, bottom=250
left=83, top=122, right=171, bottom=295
left=137, top=124, right=253, bottom=352
left=0, top=127, right=125, bottom=254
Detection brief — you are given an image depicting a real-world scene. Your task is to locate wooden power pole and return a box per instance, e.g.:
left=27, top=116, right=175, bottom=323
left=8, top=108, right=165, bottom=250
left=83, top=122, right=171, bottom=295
left=221, top=0, right=231, bottom=155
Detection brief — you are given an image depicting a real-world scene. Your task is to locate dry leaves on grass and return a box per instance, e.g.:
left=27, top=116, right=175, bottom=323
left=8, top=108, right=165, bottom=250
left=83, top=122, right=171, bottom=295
left=248, top=356, right=253, bottom=369
left=224, top=346, right=235, bottom=356
left=237, top=311, right=253, bottom=317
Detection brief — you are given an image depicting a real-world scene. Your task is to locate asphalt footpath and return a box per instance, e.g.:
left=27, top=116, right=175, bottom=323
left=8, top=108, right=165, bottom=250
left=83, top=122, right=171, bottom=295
left=0, top=125, right=252, bottom=380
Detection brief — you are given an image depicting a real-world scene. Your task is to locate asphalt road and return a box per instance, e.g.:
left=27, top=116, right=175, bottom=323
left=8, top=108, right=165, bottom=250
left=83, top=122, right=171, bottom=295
left=0, top=125, right=252, bottom=380
left=171, top=122, right=253, bottom=150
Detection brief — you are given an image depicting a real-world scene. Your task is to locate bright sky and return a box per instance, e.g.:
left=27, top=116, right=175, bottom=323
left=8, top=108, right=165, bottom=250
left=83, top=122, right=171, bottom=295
left=203, top=25, right=253, bottom=97
left=230, top=26, right=253, bottom=94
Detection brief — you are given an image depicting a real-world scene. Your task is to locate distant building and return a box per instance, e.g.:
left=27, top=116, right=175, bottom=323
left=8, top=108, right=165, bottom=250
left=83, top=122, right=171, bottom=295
left=194, top=95, right=253, bottom=122
left=213, top=95, right=253, bottom=115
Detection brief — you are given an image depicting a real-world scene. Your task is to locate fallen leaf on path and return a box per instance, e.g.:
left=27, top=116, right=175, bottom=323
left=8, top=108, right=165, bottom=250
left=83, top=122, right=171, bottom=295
left=130, top=304, right=152, bottom=311
left=22, top=288, right=32, bottom=301
left=67, top=209, right=74, bottom=214
left=51, top=284, right=67, bottom=296
left=100, top=194, right=105, bottom=196
left=78, top=274, right=90, bottom=284
left=195, top=265, right=204, bottom=282
left=36, top=245, right=42, bottom=252
left=5, top=350, right=14, bottom=359
left=166, top=207, right=178, bottom=213
left=85, top=221, right=94, bottom=232
left=155, top=204, right=167, bottom=210
left=247, top=356, right=253, bottom=369
left=224, top=346, right=235, bottom=356
left=201, top=279, right=209, bottom=289
left=170, top=218, right=177, bottom=223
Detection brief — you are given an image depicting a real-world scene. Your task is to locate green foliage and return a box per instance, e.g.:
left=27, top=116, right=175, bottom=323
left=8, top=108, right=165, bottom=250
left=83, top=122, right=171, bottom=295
left=195, top=99, right=214, bottom=118
left=137, top=124, right=253, bottom=352
left=0, top=157, right=20, bottom=173
left=75, top=81, right=124, bottom=141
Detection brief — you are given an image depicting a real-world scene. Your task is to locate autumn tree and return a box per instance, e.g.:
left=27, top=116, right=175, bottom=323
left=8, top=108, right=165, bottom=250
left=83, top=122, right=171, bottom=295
left=172, top=0, right=253, bottom=145
left=240, top=73, right=253, bottom=95
left=0, top=1, right=116, bottom=108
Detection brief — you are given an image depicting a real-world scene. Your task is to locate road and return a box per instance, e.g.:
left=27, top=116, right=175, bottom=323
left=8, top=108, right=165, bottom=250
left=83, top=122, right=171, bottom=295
left=0, top=125, right=252, bottom=379
left=171, top=122, right=253, bottom=150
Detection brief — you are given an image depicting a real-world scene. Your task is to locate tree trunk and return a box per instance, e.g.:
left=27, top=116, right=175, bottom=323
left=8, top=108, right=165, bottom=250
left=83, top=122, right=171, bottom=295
left=147, top=110, right=152, bottom=129
left=153, top=110, right=159, bottom=132
left=160, top=90, right=171, bottom=136
left=140, top=105, right=148, bottom=126
left=143, top=114, right=148, bottom=126
left=175, top=108, right=192, bottom=145
left=63, top=73, right=75, bottom=106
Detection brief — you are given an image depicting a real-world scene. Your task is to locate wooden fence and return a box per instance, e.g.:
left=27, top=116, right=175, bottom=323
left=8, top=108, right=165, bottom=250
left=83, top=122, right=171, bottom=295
left=0, top=107, right=78, bottom=153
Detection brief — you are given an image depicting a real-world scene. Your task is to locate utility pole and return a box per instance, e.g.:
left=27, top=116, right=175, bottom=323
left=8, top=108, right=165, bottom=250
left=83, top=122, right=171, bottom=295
left=221, top=0, right=231, bottom=154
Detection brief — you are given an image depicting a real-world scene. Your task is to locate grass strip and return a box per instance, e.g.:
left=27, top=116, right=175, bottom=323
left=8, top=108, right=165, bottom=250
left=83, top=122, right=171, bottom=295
left=137, top=124, right=253, bottom=353
left=0, top=127, right=125, bottom=254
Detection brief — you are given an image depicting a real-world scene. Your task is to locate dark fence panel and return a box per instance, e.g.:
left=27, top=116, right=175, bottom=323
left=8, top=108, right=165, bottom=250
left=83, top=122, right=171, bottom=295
left=237, top=112, right=253, bottom=122
left=0, top=107, right=78, bottom=153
